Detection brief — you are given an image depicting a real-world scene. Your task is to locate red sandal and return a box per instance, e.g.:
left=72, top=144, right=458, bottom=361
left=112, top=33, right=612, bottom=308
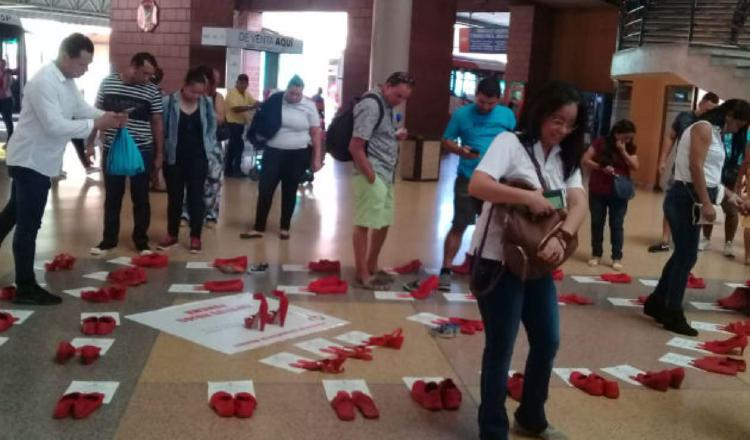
left=367, top=328, right=404, bottom=349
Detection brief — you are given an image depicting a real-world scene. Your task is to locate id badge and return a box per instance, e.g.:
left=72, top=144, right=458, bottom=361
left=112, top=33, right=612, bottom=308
left=544, top=189, right=566, bottom=210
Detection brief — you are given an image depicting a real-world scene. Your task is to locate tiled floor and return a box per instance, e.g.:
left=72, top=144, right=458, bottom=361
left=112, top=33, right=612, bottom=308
left=0, top=149, right=749, bottom=439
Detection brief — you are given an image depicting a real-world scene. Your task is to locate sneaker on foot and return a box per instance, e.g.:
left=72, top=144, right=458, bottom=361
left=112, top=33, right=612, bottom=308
left=698, top=238, right=710, bottom=252
left=90, top=243, right=116, bottom=256
left=512, top=421, right=569, bottom=440
left=612, top=260, right=624, bottom=271
left=648, top=242, right=670, bottom=253
left=157, top=235, right=179, bottom=250
left=587, top=258, right=600, bottom=267
left=438, top=272, right=451, bottom=291
left=190, top=238, right=202, bottom=254
left=723, top=242, right=735, bottom=259
left=138, top=247, right=154, bottom=256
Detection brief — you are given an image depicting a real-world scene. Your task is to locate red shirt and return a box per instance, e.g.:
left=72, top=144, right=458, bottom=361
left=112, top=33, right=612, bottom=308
left=588, top=137, right=634, bottom=196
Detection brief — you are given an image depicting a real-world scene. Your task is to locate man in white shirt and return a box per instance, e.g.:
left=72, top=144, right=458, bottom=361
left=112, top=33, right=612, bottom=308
left=0, top=33, right=125, bottom=305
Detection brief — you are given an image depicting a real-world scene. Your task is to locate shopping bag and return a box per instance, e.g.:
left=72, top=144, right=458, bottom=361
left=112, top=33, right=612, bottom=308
left=107, top=128, right=145, bottom=176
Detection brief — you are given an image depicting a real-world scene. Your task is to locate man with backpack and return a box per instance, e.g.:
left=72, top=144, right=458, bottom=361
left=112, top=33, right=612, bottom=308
left=347, top=72, right=414, bottom=290
left=437, top=78, right=516, bottom=291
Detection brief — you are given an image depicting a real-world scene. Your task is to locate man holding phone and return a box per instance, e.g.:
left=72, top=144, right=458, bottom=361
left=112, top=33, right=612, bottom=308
left=438, top=78, right=516, bottom=291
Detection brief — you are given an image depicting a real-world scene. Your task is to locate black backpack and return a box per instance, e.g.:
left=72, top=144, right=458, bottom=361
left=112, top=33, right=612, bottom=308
left=326, top=93, right=384, bottom=161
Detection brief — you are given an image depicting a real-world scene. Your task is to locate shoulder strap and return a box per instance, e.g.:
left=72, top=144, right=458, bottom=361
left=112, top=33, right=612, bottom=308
left=518, top=135, right=550, bottom=192
left=361, top=93, right=385, bottom=130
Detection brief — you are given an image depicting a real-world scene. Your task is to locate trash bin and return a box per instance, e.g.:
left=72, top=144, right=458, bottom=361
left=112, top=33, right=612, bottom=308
left=400, top=135, right=441, bottom=181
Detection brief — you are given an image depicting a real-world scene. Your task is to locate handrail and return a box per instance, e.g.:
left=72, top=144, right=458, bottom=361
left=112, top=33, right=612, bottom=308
left=688, top=0, right=696, bottom=42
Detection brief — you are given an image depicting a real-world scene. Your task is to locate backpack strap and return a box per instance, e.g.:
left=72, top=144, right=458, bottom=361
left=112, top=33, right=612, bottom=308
left=518, top=134, right=551, bottom=192
left=361, top=93, right=385, bottom=131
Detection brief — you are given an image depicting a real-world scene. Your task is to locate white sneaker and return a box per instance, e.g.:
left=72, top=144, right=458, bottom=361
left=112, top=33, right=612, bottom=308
left=587, top=258, right=600, bottom=267
left=138, top=248, right=154, bottom=256
left=698, top=238, right=710, bottom=252
left=612, top=260, right=624, bottom=271
left=90, top=246, right=110, bottom=256
left=723, top=242, right=735, bottom=258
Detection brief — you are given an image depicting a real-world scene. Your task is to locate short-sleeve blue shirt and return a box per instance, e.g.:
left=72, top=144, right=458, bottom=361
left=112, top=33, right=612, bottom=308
left=442, top=103, right=516, bottom=179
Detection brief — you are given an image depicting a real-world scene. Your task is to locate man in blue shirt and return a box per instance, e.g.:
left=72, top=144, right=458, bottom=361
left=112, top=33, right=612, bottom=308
left=439, top=78, right=516, bottom=290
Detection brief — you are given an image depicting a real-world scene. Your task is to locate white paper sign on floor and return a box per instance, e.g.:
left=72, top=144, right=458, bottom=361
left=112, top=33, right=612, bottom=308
left=294, top=337, right=342, bottom=357
left=126, top=294, right=349, bottom=355
left=571, top=276, right=609, bottom=285
left=276, top=285, right=315, bottom=296
left=607, top=298, right=642, bottom=308
left=70, top=338, right=115, bottom=355
left=407, top=312, right=448, bottom=328
left=724, top=282, right=747, bottom=289
left=639, top=279, right=659, bottom=287
left=207, top=380, right=255, bottom=400
left=0, top=337, right=8, bottom=347
left=259, top=352, right=313, bottom=374
left=600, top=365, right=644, bottom=386
left=666, top=337, right=710, bottom=355
left=282, top=264, right=309, bottom=273
left=335, top=331, right=373, bottom=346
left=107, top=257, right=133, bottom=267
left=690, top=302, right=732, bottom=312
left=81, top=312, right=121, bottom=325
left=659, top=352, right=698, bottom=370
left=168, top=284, right=210, bottom=294
left=443, top=293, right=476, bottom=303
left=187, top=262, right=214, bottom=270
left=553, top=368, right=593, bottom=387
left=323, top=380, right=371, bottom=401
left=63, top=287, right=99, bottom=299
left=691, top=321, right=732, bottom=335
left=0, top=309, right=33, bottom=325
left=83, top=271, right=109, bottom=282
left=64, top=381, right=119, bottom=404
left=402, top=376, right=444, bottom=391
left=374, top=291, right=414, bottom=301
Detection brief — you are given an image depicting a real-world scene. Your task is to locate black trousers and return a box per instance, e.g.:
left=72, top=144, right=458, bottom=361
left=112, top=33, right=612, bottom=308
left=0, top=166, right=51, bottom=286
left=0, top=97, right=13, bottom=140
left=101, top=149, right=153, bottom=250
left=71, top=138, right=90, bottom=169
left=225, top=123, right=245, bottom=175
left=166, top=156, right=208, bottom=238
left=254, top=146, right=311, bottom=231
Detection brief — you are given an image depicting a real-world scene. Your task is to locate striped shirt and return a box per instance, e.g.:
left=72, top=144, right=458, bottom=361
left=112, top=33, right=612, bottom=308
left=96, top=73, right=163, bottom=150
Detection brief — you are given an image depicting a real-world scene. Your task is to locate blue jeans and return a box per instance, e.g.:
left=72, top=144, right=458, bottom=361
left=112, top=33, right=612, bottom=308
left=652, top=182, right=717, bottom=311
left=589, top=193, right=628, bottom=260
left=476, top=271, right=560, bottom=440
left=0, top=166, right=51, bottom=286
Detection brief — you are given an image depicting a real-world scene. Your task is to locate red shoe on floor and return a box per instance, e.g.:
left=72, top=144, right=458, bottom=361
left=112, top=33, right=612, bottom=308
left=234, top=392, right=257, bottom=418
left=600, top=273, right=632, bottom=284
left=0, top=312, right=18, bottom=332
left=367, top=328, right=404, bottom=349
left=267, top=290, right=289, bottom=327
left=451, top=254, right=472, bottom=275
left=447, top=317, right=484, bottom=335
left=633, top=370, right=671, bottom=392
left=410, top=275, right=440, bottom=299
left=56, top=341, right=77, bottom=364
left=507, top=373, right=524, bottom=402
left=699, top=334, right=748, bottom=355
left=213, top=256, right=248, bottom=274
left=131, top=253, right=168, bottom=268
left=96, top=316, right=116, bottom=335
left=45, top=253, right=76, bottom=272
left=686, top=273, right=706, bottom=289
left=73, top=393, right=105, bottom=419
left=81, top=289, right=111, bottom=303
left=53, top=393, right=80, bottom=419
left=81, top=317, right=99, bottom=336
left=351, top=391, right=379, bottom=419
left=558, top=294, right=594, bottom=305
left=106, top=285, right=128, bottom=301
left=209, top=391, right=235, bottom=417
left=203, top=279, right=244, bottom=293
left=635, top=295, right=649, bottom=305
left=107, top=267, right=147, bottom=286
left=322, top=345, right=373, bottom=361
left=570, top=372, right=604, bottom=396
left=669, top=367, right=685, bottom=389
left=717, top=289, right=749, bottom=311
left=603, top=378, right=620, bottom=399
left=331, top=391, right=356, bottom=421
left=79, top=345, right=101, bottom=365
left=308, top=259, right=341, bottom=273
left=307, top=276, right=348, bottom=294
left=393, top=259, right=423, bottom=274
left=411, top=380, right=442, bottom=411
left=291, top=356, right=347, bottom=373
left=245, top=293, right=269, bottom=331
left=722, top=320, right=750, bottom=335
left=691, top=356, right=744, bottom=375
left=439, top=378, right=462, bottom=410
left=0, top=285, right=15, bottom=301
left=552, top=268, right=564, bottom=281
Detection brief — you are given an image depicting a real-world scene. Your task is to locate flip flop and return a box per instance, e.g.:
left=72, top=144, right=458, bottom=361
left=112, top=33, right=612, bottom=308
left=354, top=277, right=391, bottom=291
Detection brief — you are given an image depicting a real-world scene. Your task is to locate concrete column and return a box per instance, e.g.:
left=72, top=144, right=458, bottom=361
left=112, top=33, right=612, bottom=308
left=369, top=0, right=412, bottom=88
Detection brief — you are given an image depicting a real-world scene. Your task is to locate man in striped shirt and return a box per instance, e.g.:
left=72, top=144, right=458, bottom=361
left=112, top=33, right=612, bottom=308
left=88, top=52, right=164, bottom=256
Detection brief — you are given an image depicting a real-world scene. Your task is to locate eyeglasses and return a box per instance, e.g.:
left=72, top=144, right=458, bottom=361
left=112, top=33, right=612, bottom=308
left=387, top=72, right=415, bottom=86
left=548, top=116, right=578, bottom=132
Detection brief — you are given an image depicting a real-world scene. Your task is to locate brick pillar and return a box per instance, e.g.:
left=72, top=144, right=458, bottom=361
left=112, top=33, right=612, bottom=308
left=506, top=4, right=555, bottom=99
left=342, top=1, right=373, bottom=106
left=405, top=0, right=457, bottom=138
left=110, top=0, right=233, bottom=93
left=237, top=11, right=263, bottom=98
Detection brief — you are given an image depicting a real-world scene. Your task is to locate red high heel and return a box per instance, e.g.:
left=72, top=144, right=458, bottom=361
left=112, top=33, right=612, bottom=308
left=245, top=293, right=269, bottom=331
left=322, top=345, right=373, bottom=361
left=722, top=320, right=750, bottom=335
left=669, top=368, right=685, bottom=389
left=367, top=328, right=404, bottom=349
left=291, top=356, right=347, bottom=373
left=267, top=290, right=289, bottom=327
left=691, top=356, right=744, bottom=375
left=699, top=334, right=748, bottom=355
left=717, top=288, right=749, bottom=311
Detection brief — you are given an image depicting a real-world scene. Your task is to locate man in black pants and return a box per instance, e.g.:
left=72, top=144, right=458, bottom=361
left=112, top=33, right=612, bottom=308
left=88, top=52, right=164, bottom=256
left=0, top=59, right=17, bottom=143
left=224, top=74, right=257, bottom=177
left=0, top=33, right=124, bottom=305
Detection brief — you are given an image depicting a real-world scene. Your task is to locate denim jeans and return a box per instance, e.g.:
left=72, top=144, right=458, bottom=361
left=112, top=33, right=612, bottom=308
left=652, top=182, right=717, bottom=311
left=476, top=271, right=560, bottom=440
left=589, top=193, right=629, bottom=260
left=0, top=166, right=51, bottom=286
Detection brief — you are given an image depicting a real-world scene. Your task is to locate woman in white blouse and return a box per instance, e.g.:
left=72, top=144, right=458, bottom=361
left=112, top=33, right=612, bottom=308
left=468, top=82, right=588, bottom=440
left=644, top=99, right=750, bottom=336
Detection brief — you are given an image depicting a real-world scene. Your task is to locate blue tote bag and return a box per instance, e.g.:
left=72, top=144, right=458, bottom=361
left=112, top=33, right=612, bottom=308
left=107, top=128, right=145, bottom=176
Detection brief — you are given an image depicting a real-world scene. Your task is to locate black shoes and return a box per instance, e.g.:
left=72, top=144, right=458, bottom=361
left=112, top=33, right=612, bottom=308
left=661, top=309, right=698, bottom=337
left=12, top=283, right=62, bottom=306
left=643, top=294, right=665, bottom=323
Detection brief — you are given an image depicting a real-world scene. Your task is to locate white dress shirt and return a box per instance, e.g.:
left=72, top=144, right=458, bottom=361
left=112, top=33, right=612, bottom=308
left=6, top=63, right=104, bottom=177
left=470, top=132, right=584, bottom=262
